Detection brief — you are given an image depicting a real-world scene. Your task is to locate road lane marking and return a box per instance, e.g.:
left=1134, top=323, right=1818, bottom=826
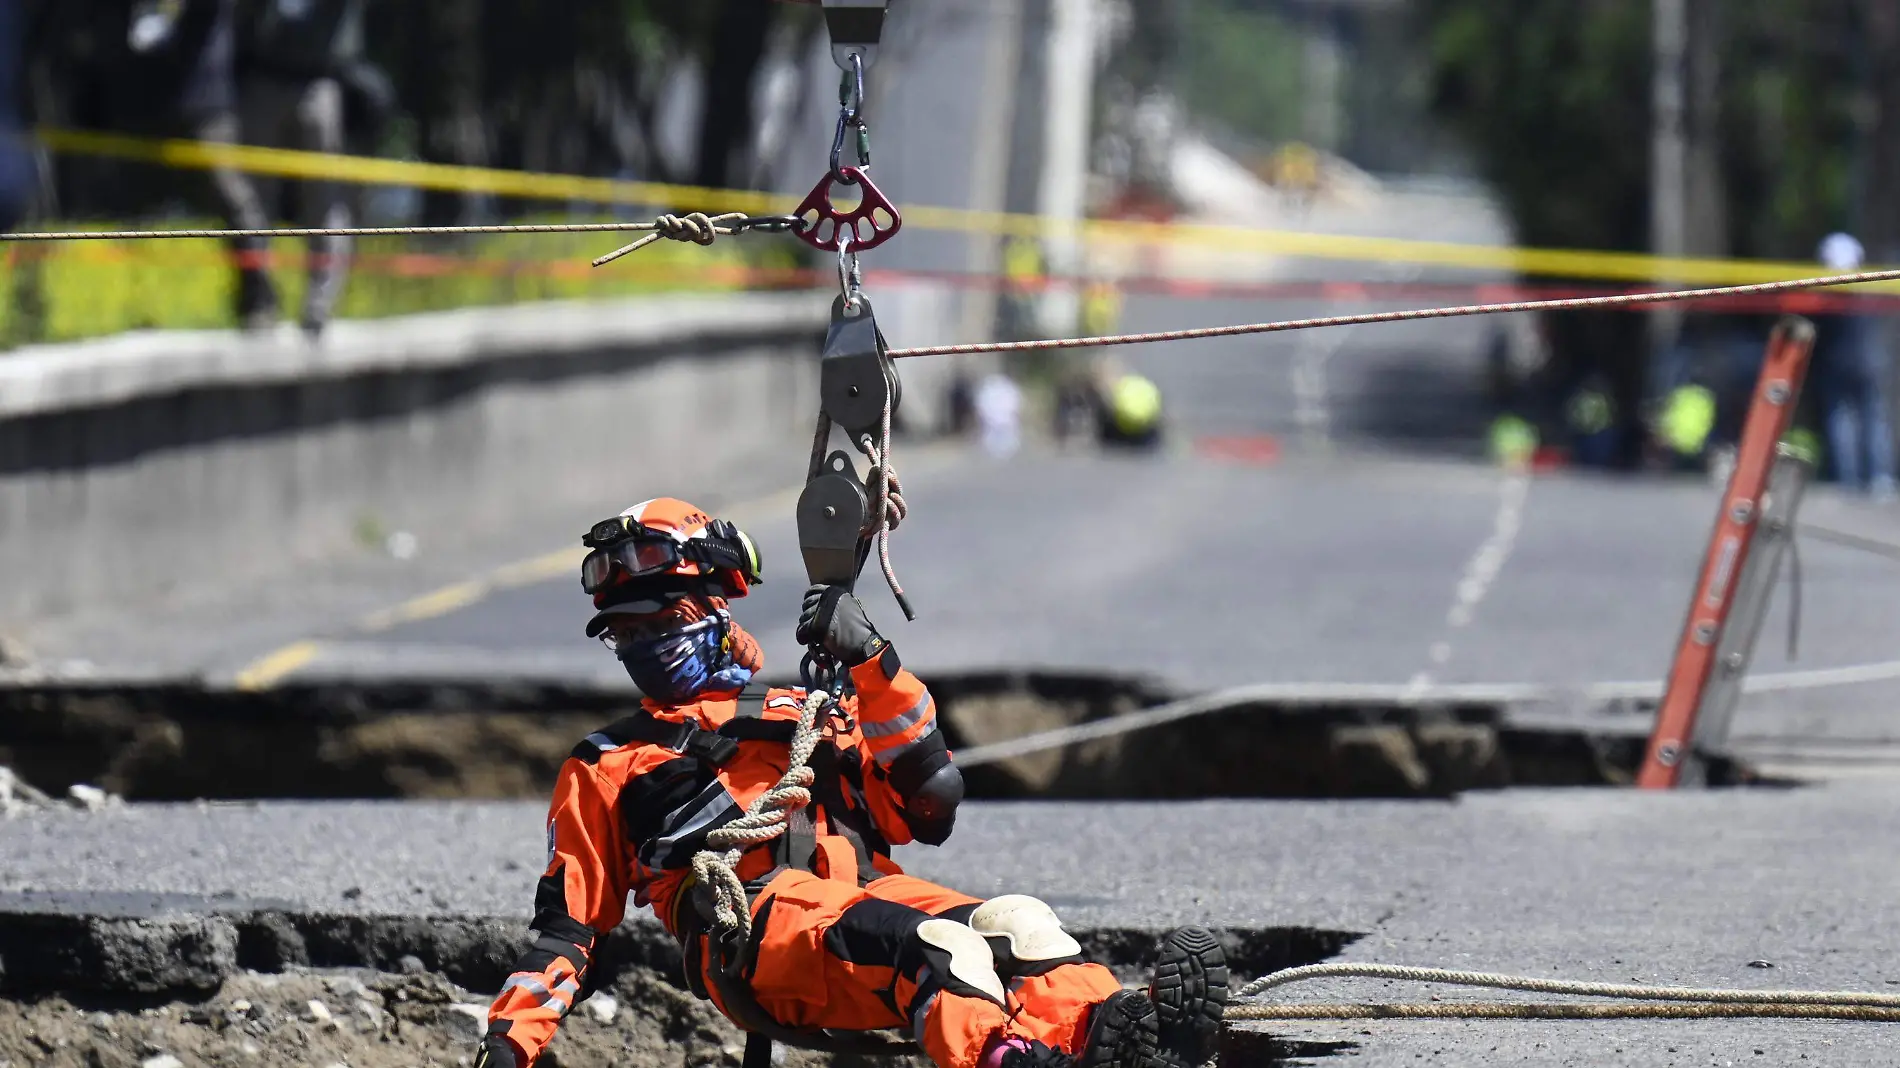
left=1405, top=471, right=1531, bottom=699
left=231, top=640, right=322, bottom=691
left=225, top=482, right=809, bottom=689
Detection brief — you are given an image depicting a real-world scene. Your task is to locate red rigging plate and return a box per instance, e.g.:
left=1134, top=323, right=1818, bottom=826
left=793, top=166, right=902, bottom=253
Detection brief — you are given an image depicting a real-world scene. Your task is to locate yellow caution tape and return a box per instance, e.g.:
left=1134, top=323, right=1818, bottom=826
left=34, top=127, right=1890, bottom=289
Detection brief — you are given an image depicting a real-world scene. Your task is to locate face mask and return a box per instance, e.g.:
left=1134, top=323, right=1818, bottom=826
left=615, top=612, right=753, bottom=703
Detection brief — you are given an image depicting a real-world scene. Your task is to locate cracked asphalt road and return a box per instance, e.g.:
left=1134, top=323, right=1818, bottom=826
left=6, top=784, right=1900, bottom=1065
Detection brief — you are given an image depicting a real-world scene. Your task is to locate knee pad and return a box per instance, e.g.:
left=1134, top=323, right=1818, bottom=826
left=915, top=918, right=1008, bottom=1007
left=968, top=895, right=1083, bottom=976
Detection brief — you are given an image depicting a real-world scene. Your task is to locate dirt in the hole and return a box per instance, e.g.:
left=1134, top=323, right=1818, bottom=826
left=0, top=967, right=928, bottom=1068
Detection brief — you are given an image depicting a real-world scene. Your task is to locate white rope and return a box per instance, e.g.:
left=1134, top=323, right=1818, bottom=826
left=688, top=687, right=829, bottom=939
left=1234, top=961, right=1900, bottom=1011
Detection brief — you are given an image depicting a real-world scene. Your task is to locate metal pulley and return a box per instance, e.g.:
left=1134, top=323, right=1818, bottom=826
left=819, top=0, right=888, bottom=72
left=797, top=296, right=901, bottom=589
left=819, top=294, right=899, bottom=438
left=798, top=451, right=873, bottom=587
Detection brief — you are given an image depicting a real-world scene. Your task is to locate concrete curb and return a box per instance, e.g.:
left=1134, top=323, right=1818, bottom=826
left=0, top=294, right=828, bottom=420
left=0, top=293, right=832, bottom=622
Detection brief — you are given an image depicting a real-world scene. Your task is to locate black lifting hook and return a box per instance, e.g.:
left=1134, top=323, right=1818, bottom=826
left=819, top=0, right=888, bottom=73
left=797, top=295, right=901, bottom=591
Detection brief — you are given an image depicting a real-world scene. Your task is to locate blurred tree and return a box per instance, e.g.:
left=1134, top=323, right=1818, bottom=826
left=695, top=0, right=776, bottom=190
left=21, top=0, right=803, bottom=225
left=1175, top=2, right=1304, bottom=150
left=1418, top=0, right=1881, bottom=466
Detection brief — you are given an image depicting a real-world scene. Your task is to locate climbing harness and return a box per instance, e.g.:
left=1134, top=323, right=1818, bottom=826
left=1225, top=961, right=1900, bottom=1024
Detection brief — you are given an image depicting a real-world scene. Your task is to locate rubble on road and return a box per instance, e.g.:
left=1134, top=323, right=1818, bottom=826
left=0, top=966, right=927, bottom=1068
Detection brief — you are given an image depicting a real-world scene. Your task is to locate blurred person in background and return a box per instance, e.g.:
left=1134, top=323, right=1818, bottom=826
left=1564, top=372, right=1617, bottom=469
left=0, top=0, right=36, bottom=231
left=1811, top=232, right=1897, bottom=500
left=1652, top=380, right=1717, bottom=474
left=1484, top=325, right=1538, bottom=470
left=128, top=0, right=268, bottom=328
left=1080, top=277, right=1122, bottom=339
left=974, top=371, right=1023, bottom=459
left=132, top=0, right=375, bottom=337
left=1094, top=360, right=1163, bottom=450
left=946, top=368, right=977, bottom=438
left=999, top=236, right=1046, bottom=342
left=231, top=0, right=382, bottom=338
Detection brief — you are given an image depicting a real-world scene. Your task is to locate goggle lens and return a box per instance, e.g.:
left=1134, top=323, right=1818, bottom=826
left=580, top=550, right=617, bottom=593
left=622, top=537, right=680, bottom=576
left=580, top=536, right=687, bottom=594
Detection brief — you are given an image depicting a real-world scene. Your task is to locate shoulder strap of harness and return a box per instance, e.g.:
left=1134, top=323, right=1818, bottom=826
left=718, top=686, right=801, bottom=743
left=575, top=704, right=747, bottom=768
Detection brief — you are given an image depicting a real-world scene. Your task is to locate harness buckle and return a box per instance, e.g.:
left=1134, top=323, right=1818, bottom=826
left=686, top=731, right=742, bottom=767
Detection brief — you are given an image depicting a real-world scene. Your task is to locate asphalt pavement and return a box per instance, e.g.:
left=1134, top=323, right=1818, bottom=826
left=6, top=786, right=1900, bottom=1065
left=14, top=283, right=1900, bottom=774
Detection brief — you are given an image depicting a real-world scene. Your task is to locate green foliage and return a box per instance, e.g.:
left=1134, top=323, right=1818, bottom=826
left=1177, top=2, right=1307, bottom=147
left=1420, top=0, right=1868, bottom=260
left=0, top=217, right=796, bottom=347
left=1422, top=0, right=1652, bottom=253
left=1415, top=0, right=1891, bottom=465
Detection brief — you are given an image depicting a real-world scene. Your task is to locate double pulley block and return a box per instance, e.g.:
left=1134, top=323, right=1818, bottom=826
left=797, top=296, right=901, bottom=593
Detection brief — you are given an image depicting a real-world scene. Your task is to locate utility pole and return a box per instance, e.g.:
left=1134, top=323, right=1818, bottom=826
left=960, top=0, right=1026, bottom=345
left=1650, top=0, right=1689, bottom=355
left=1036, top=0, right=1099, bottom=338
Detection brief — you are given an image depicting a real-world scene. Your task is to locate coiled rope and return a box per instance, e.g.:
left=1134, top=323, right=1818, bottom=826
left=688, top=687, right=828, bottom=940
left=1228, top=962, right=1900, bottom=1023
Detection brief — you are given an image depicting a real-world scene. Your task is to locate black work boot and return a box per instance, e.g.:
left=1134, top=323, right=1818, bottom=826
left=1147, top=927, right=1228, bottom=1068
left=986, top=990, right=1158, bottom=1068
left=1075, top=988, right=1160, bottom=1068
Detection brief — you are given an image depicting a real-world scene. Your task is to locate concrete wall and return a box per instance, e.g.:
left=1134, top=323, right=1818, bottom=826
left=0, top=295, right=828, bottom=622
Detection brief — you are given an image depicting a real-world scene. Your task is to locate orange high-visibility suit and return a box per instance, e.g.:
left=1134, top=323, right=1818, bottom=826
left=484, top=646, right=1123, bottom=1068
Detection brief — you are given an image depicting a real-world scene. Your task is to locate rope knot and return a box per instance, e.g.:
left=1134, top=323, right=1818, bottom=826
left=653, top=212, right=720, bottom=246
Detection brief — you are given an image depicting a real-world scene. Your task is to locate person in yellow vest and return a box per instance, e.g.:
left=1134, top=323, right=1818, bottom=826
left=1487, top=413, right=1538, bottom=470
left=1655, top=383, right=1717, bottom=473
left=1096, top=369, right=1164, bottom=449
left=1566, top=375, right=1617, bottom=468
left=999, top=237, right=1045, bottom=342
left=1080, top=279, right=1123, bottom=338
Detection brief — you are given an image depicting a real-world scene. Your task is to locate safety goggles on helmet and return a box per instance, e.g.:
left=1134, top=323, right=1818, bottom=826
left=578, top=516, right=762, bottom=596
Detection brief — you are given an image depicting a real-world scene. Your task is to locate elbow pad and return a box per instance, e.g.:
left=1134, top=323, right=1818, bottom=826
left=888, top=732, right=963, bottom=844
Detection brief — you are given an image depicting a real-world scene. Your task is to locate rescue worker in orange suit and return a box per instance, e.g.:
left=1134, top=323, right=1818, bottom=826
left=476, top=498, right=1229, bottom=1068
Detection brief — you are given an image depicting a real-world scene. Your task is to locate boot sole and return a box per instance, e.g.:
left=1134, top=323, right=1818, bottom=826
left=1077, top=989, right=1160, bottom=1068
left=1148, top=927, right=1228, bottom=1068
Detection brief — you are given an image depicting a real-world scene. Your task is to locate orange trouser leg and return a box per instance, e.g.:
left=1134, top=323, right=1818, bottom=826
left=713, top=870, right=1011, bottom=1068
left=865, top=875, right=1125, bottom=1057
left=1008, top=965, right=1128, bottom=1055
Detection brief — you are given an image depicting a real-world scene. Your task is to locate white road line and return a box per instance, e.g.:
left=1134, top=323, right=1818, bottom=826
left=1407, top=471, right=1531, bottom=699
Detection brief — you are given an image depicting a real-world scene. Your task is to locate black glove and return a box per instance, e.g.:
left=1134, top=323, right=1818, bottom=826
left=796, top=584, right=886, bottom=666
left=474, top=1035, right=520, bottom=1068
